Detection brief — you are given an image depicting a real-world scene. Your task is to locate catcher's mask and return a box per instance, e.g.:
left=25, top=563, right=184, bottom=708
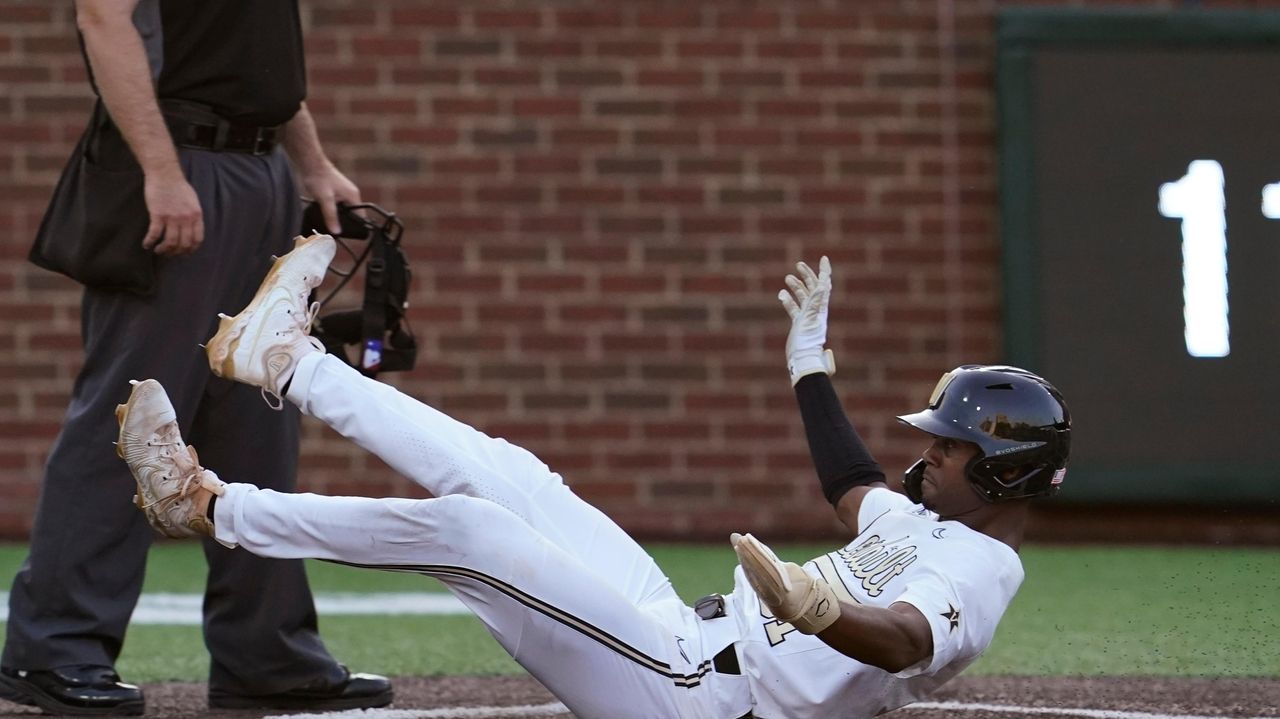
left=897, top=365, right=1071, bottom=503
left=301, top=200, right=417, bottom=377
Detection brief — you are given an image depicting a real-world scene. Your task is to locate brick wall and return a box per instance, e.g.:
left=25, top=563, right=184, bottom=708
left=0, top=0, right=1184, bottom=540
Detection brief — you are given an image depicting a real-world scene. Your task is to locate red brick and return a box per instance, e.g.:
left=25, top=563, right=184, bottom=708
left=636, top=69, right=704, bottom=89
left=559, top=304, right=626, bottom=323
left=474, top=66, right=541, bottom=87
left=434, top=38, right=502, bottom=58
left=595, top=39, right=662, bottom=58
left=432, top=156, right=502, bottom=175
left=555, top=185, right=625, bottom=205
left=389, top=8, right=462, bottom=28
left=390, top=67, right=463, bottom=85
left=757, top=40, right=825, bottom=60
left=563, top=421, right=632, bottom=441
left=476, top=184, right=542, bottom=204
left=514, top=155, right=582, bottom=175
left=675, top=40, right=746, bottom=59
left=602, top=333, right=671, bottom=353
left=473, top=10, right=543, bottom=29
left=521, top=333, right=588, bottom=353
left=672, top=97, right=743, bottom=118
left=478, top=303, right=546, bottom=323
left=518, top=213, right=584, bottom=233
left=714, top=10, right=782, bottom=30
left=634, top=10, right=704, bottom=30
left=551, top=126, right=621, bottom=146
left=679, top=216, right=745, bottom=235
left=634, top=128, right=700, bottom=148
left=515, top=39, right=585, bottom=59
left=757, top=99, right=823, bottom=119
left=516, top=274, right=587, bottom=293
left=351, top=36, right=422, bottom=58
left=555, top=10, right=625, bottom=29
left=555, top=68, right=625, bottom=88
left=388, top=126, right=461, bottom=145
left=435, top=214, right=506, bottom=233
left=433, top=96, right=501, bottom=116
left=637, top=186, right=705, bottom=205
left=641, top=421, right=710, bottom=440
left=513, top=96, right=581, bottom=118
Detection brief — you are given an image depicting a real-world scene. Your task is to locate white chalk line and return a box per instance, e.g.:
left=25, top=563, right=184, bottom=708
left=0, top=591, right=468, bottom=625
left=265, top=700, right=1279, bottom=719
left=911, top=701, right=1279, bottom=719
left=265, top=702, right=570, bottom=718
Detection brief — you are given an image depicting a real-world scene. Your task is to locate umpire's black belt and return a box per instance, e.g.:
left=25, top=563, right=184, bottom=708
left=161, top=99, right=282, bottom=155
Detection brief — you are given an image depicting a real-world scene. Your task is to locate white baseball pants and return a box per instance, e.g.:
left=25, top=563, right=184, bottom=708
left=211, top=353, right=751, bottom=719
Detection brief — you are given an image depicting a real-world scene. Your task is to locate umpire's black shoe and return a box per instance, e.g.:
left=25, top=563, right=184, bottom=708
left=0, top=665, right=144, bottom=715
left=207, top=665, right=392, bottom=710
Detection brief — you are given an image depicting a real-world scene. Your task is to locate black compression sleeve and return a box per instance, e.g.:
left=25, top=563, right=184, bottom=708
left=794, top=373, right=886, bottom=506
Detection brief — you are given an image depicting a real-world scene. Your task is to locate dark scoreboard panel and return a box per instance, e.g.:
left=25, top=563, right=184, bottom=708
left=997, top=10, right=1280, bottom=504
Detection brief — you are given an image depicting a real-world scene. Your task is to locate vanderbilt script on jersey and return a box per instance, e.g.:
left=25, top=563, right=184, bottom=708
left=729, top=488, right=1024, bottom=719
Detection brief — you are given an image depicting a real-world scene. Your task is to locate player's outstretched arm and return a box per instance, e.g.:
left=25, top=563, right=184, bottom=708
left=815, top=601, right=932, bottom=674
left=732, top=532, right=931, bottom=672
left=779, top=257, right=887, bottom=533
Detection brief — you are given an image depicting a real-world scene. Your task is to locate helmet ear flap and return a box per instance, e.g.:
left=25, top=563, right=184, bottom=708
left=968, top=458, right=1056, bottom=502
left=903, top=460, right=926, bottom=503
left=965, top=454, right=999, bottom=502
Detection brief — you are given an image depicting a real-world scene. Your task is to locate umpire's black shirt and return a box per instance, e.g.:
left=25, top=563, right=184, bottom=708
left=157, top=0, right=306, bottom=126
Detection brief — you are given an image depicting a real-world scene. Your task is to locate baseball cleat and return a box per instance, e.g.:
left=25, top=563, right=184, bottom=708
left=116, top=379, right=225, bottom=538
left=205, top=233, right=334, bottom=409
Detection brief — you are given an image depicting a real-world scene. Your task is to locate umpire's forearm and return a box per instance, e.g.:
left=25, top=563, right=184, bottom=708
left=75, top=0, right=182, bottom=179
left=282, top=102, right=335, bottom=176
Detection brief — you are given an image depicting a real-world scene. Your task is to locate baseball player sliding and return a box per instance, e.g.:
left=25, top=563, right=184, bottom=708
left=115, top=234, right=1071, bottom=719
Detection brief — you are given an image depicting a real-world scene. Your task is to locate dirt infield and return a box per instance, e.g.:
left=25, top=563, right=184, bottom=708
left=2, top=675, right=1277, bottom=718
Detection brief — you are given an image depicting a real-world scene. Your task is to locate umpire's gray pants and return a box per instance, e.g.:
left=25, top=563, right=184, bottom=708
left=3, top=146, right=342, bottom=695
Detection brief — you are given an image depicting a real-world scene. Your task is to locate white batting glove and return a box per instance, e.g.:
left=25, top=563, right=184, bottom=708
left=731, top=532, right=840, bottom=635
left=778, top=256, right=835, bottom=386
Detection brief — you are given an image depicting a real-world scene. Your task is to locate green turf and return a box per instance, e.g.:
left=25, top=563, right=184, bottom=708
left=976, top=545, right=1280, bottom=677
left=1, top=542, right=1276, bottom=682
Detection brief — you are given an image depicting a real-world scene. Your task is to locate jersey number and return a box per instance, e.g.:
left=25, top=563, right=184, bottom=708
left=760, top=557, right=860, bottom=646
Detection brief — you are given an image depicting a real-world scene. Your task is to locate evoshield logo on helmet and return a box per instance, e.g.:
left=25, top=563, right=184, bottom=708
left=992, top=444, right=1039, bottom=456
left=897, top=365, right=1072, bottom=503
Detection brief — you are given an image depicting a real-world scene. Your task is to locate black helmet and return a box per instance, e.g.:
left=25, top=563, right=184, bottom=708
left=897, top=365, right=1071, bottom=502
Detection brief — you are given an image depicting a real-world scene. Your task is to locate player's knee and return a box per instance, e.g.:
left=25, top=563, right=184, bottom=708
left=416, top=494, right=520, bottom=540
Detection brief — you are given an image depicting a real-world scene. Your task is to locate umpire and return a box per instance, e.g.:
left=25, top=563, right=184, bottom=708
left=0, top=1, right=392, bottom=714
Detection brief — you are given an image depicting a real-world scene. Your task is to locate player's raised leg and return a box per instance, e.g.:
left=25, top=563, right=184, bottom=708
left=205, top=232, right=334, bottom=409
left=204, top=239, right=674, bottom=607
left=115, top=379, right=227, bottom=538
left=115, top=380, right=730, bottom=719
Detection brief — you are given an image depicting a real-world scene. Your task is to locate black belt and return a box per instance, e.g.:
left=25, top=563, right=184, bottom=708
left=712, top=643, right=741, bottom=675
left=696, top=593, right=742, bottom=676
left=160, top=100, right=282, bottom=155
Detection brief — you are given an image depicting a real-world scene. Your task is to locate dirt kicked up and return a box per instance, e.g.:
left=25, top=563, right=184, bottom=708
left=1, top=675, right=1277, bottom=718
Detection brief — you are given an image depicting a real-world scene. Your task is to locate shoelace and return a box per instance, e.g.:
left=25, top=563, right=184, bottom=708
left=136, top=443, right=206, bottom=514
left=260, top=300, right=326, bottom=411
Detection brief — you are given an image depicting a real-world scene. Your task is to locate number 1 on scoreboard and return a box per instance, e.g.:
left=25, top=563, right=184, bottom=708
left=1158, top=160, right=1230, bottom=358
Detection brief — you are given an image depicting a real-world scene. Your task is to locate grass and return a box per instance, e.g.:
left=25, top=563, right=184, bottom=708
left=1, top=542, right=1276, bottom=682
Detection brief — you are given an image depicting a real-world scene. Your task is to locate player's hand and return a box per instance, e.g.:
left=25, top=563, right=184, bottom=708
left=731, top=532, right=840, bottom=635
left=777, top=256, right=835, bottom=386
left=143, top=171, right=204, bottom=256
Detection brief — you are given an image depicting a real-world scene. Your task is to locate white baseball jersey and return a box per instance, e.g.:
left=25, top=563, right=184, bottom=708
left=728, top=487, right=1024, bottom=719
